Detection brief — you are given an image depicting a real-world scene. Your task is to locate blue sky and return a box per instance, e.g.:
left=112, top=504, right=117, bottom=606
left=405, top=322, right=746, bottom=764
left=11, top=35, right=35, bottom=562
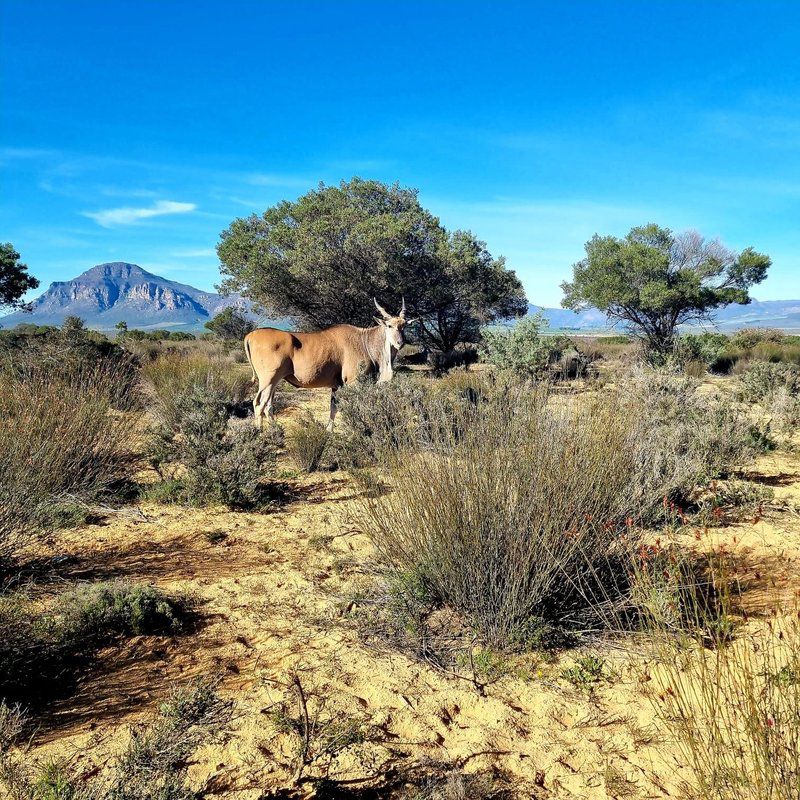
left=2, top=0, right=799, bottom=307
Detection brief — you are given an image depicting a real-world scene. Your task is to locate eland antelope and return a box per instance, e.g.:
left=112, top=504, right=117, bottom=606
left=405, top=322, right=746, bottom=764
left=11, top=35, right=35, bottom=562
left=244, top=299, right=408, bottom=430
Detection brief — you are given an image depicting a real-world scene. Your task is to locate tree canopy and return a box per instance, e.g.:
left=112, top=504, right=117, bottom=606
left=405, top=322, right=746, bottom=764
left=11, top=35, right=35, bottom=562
left=216, top=178, right=527, bottom=351
left=0, top=243, right=39, bottom=312
left=561, top=224, right=770, bottom=356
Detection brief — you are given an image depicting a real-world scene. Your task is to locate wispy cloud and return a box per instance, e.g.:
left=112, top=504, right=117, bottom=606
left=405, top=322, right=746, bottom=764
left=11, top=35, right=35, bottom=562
left=82, top=200, right=197, bottom=228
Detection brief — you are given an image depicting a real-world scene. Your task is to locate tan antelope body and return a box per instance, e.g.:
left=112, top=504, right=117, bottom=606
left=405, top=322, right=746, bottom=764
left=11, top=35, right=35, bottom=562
left=244, top=300, right=407, bottom=429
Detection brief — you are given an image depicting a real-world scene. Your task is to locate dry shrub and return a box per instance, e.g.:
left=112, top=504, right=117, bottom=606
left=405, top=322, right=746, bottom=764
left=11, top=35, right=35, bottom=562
left=141, top=351, right=252, bottom=425
left=356, top=371, right=764, bottom=647
left=334, top=378, right=430, bottom=466
left=736, top=361, right=800, bottom=403
left=625, top=369, right=767, bottom=514
left=357, top=385, right=643, bottom=645
left=0, top=361, right=137, bottom=562
left=0, top=677, right=232, bottom=799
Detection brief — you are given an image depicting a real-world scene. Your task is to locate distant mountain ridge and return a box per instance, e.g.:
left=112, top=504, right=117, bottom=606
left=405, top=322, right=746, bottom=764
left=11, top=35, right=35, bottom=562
left=534, top=299, right=800, bottom=333
left=2, top=261, right=798, bottom=333
left=0, top=262, right=255, bottom=331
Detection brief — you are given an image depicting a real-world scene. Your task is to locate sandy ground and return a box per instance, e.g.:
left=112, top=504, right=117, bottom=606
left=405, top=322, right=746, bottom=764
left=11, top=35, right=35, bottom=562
left=18, top=389, right=800, bottom=799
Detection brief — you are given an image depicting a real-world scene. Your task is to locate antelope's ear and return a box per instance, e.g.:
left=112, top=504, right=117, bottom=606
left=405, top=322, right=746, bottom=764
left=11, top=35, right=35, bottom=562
left=373, top=316, right=385, bottom=326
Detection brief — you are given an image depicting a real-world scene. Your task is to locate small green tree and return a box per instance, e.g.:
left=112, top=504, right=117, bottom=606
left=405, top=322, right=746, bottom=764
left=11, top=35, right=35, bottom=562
left=561, top=224, right=770, bottom=358
left=217, top=178, right=526, bottom=350
left=204, top=307, right=254, bottom=341
left=0, top=244, right=39, bottom=312
left=61, top=315, right=87, bottom=340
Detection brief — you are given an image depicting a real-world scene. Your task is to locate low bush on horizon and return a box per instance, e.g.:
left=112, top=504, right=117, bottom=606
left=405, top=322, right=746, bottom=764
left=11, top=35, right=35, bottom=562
left=0, top=677, right=232, bottom=799
left=0, top=359, right=138, bottom=564
left=0, top=581, right=187, bottom=703
left=479, top=314, right=572, bottom=377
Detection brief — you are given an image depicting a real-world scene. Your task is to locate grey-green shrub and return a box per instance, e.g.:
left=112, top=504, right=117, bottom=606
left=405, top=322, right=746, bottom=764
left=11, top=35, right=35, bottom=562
left=148, top=383, right=280, bottom=508
left=0, top=678, right=231, bottom=800
left=625, top=369, right=766, bottom=513
left=736, top=361, right=800, bottom=403
left=479, top=314, right=570, bottom=376
left=288, top=414, right=331, bottom=472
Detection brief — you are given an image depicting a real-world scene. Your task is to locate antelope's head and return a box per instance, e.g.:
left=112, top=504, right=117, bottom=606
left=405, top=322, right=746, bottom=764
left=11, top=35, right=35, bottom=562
left=373, top=297, right=408, bottom=349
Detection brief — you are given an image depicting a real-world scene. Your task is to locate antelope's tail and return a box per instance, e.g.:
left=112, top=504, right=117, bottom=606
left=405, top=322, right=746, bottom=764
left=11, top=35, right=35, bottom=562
left=243, top=334, right=257, bottom=385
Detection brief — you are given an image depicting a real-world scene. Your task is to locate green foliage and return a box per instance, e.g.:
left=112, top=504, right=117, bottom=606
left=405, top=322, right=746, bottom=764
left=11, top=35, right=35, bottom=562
left=561, top=224, right=770, bottom=358
left=217, top=177, right=527, bottom=351
left=0, top=243, right=39, bottom=312
left=676, top=332, right=730, bottom=371
left=479, top=314, right=570, bottom=376
left=561, top=654, right=609, bottom=690
left=203, top=306, right=254, bottom=341
left=333, top=378, right=430, bottom=466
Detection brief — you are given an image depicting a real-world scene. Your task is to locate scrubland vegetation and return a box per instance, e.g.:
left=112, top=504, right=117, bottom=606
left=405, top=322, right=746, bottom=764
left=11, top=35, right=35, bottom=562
left=0, top=312, right=799, bottom=798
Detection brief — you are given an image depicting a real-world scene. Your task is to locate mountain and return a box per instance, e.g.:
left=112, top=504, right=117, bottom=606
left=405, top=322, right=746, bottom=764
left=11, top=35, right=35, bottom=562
left=0, top=262, right=255, bottom=331
left=534, top=299, right=800, bottom=333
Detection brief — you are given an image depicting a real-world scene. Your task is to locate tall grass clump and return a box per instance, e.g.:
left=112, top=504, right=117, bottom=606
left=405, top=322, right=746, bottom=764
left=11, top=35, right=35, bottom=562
left=640, top=563, right=800, bottom=800
left=0, top=361, right=137, bottom=562
left=141, top=351, right=252, bottom=426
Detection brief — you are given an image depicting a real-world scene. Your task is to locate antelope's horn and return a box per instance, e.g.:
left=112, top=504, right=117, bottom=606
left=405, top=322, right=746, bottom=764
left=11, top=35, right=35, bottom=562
left=400, top=297, right=406, bottom=318
left=373, top=297, right=391, bottom=319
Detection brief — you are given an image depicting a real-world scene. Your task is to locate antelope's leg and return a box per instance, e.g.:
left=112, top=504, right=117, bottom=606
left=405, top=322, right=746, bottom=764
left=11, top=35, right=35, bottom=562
left=327, top=389, right=338, bottom=432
